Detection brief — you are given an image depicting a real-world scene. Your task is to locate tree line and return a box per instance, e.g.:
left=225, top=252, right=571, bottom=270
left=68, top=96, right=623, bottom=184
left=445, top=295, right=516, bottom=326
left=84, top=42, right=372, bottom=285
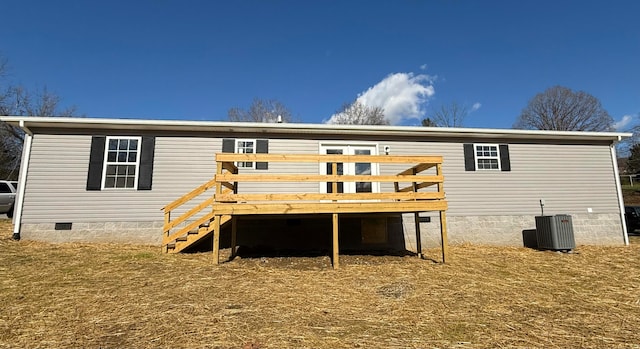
left=228, top=85, right=615, bottom=131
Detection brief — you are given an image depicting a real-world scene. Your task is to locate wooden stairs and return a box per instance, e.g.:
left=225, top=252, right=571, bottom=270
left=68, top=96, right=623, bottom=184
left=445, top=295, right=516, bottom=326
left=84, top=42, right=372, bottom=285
left=161, top=174, right=237, bottom=253
left=164, top=214, right=231, bottom=253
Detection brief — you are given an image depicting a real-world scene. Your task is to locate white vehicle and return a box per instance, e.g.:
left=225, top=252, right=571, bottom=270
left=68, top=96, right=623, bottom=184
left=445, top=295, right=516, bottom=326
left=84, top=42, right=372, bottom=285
left=0, top=180, right=18, bottom=218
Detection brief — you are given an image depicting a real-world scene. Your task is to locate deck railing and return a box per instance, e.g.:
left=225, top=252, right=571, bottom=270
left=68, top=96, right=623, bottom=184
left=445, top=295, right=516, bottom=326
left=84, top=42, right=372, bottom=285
left=161, top=153, right=448, bottom=265
left=213, top=153, right=444, bottom=202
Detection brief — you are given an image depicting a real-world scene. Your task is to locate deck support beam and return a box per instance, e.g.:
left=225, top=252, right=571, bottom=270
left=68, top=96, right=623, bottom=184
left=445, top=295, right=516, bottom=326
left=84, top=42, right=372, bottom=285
left=212, top=215, right=221, bottom=265
left=436, top=163, right=448, bottom=263
left=440, top=211, right=449, bottom=263
left=414, top=212, right=422, bottom=259
left=332, top=213, right=339, bottom=269
left=230, top=216, right=238, bottom=260
left=412, top=172, right=423, bottom=259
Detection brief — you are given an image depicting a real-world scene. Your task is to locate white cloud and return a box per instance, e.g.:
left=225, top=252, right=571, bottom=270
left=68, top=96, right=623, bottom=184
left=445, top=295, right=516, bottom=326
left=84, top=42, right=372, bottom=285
left=471, top=102, right=481, bottom=112
left=420, top=64, right=428, bottom=70
left=613, top=114, right=634, bottom=131
left=326, top=72, right=435, bottom=125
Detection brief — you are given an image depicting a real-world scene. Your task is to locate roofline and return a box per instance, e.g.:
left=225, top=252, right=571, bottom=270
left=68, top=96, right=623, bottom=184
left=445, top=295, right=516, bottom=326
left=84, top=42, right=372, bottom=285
left=0, top=116, right=632, bottom=142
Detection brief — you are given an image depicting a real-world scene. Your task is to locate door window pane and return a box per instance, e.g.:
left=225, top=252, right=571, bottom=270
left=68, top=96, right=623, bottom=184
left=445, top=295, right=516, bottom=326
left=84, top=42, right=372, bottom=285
left=354, top=149, right=372, bottom=193
left=326, top=149, right=344, bottom=193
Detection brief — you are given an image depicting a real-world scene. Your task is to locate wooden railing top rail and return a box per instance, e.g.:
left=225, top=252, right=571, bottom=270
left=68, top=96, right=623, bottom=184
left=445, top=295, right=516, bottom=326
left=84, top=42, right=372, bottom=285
left=215, top=191, right=444, bottom=203
left=162, top=177, right=218, bottom=212
left=215, top=173, right=443, bottom=183
left=215, top=153, right=443, bottom=164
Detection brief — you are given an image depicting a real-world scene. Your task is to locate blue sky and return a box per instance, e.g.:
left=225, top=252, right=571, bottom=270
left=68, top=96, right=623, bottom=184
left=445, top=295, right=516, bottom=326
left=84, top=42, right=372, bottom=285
left=2, top=0, right=639, bottom=130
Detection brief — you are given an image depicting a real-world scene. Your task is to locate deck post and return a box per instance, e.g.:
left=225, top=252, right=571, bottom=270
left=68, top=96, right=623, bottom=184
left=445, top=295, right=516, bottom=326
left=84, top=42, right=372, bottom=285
left=411, top=167, right=422, bottom=259
left=215, top=161, right=223, bottom=196
left=436, top=163, right=448, bottom=263
left=331, top=162, right=338, bottom=195
left=162, top=211, right=170, bottom=253
left=332, top=213, right=339, bottom=269
left=212, top=215, right=221, bottom=265
left=414, top=212, right=423, bottom=259
left=230, top=216, right=238, bottom=260
left=439, top=211, right=449, bottom=263
left=164, top=211, right=170, bottom=229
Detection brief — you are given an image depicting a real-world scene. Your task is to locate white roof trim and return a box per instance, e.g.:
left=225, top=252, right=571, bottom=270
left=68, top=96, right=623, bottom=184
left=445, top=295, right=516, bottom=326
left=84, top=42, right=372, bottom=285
left=0, top=116, right=631, bottom=142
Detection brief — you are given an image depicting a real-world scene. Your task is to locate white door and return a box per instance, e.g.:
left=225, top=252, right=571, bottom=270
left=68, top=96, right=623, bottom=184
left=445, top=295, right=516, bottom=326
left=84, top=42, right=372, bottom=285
left=319, top=144, right=379, bottom=194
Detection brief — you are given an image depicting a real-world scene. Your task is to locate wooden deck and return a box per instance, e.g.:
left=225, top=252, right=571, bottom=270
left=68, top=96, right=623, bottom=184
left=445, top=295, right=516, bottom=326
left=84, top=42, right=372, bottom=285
left=161, top=153, right=448, bottom=268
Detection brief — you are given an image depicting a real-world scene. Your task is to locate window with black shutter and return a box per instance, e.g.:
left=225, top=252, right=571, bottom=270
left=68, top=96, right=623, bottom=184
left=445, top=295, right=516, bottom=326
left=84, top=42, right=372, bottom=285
left=86, top=135, right=155, bottom=190
left=463, top=143, right=511, bottom=172
left=222, top=138, right=269, bottom=170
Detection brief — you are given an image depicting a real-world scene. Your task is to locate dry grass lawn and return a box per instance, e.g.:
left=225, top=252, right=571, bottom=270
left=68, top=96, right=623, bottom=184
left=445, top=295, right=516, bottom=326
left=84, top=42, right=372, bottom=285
left=1, top=219, right=639, bottom=349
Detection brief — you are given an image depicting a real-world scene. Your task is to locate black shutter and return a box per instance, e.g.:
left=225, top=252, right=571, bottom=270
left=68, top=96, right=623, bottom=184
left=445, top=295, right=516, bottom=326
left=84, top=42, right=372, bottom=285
left=255, top=139, right=269, bottom=170
left=463, top=143, right=476, bottom=171
left=138, top=136, right=155, bottom=190
left=222, top=139, right=235, bottom=153
left=499, top=144, right=511, bottom=172
left=86, top=136, right=106, bottom=190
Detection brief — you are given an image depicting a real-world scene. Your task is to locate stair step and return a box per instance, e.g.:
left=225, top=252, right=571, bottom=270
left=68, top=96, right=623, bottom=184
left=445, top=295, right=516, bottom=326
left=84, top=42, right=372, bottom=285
left=163, top=215, right=230, bottom=254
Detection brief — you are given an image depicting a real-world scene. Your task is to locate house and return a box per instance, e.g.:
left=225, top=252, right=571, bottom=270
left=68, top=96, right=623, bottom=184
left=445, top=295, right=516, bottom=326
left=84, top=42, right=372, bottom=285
left=1, top=116, right=632, bottom=261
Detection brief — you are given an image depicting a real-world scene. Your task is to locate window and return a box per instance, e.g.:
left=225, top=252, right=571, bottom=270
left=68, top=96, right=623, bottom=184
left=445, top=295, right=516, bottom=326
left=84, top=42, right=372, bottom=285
left=475, top=144, right=500, bottom=170
left=86, top=136, right=155, bottom=191
left=463, top=143, right=511, bottom=172
left=221, top=138, right=269, bottom=170
left=102, top=137, right=141, bottom=189
left=235, top=139, right=256, bottom=168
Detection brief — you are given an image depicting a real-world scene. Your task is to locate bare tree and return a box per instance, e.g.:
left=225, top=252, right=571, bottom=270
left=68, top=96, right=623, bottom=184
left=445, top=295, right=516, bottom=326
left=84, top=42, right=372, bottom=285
left=514, top=86, right=613, bottom=131
left=0, top=56, right=78, bottom=179
left=426, top=101, right=469, bottom=127
left=228, top=98, right=294, bottom=123
left=625, top=143, right=640, bottom=175
left=328, top=100, right=388, bottom=125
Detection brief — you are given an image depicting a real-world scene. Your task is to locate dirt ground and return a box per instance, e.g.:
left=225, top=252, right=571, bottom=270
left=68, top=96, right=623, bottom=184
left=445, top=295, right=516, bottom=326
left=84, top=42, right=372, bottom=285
left=1, top=219, right=639, bottom=349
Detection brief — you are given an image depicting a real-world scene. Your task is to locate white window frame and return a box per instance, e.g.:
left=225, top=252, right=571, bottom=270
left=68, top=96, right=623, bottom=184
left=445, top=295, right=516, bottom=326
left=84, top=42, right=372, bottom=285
left=101, top=136, right=142, bottom=190
left=474, top=143, right=501, bottom=171
left=235, top=139, right=256, bottom=169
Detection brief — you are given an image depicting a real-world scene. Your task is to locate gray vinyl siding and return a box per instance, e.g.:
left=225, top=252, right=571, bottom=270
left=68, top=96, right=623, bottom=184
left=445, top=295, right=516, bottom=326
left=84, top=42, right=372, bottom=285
left=451, top=143, right=618, bottom=216
left=376, top=140, right=618, bottom=216
left=21, top=134, right=620, bottom=224
left=22, top=135, right=223, bottom=223
left=21, top=135, right=320, bottom=223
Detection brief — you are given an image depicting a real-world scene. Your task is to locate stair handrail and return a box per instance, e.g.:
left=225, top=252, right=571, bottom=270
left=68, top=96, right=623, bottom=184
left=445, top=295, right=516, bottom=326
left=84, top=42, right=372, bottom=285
left=162, top=161, right=238, bottom=248
left=162, top=177, right=218, bottom=213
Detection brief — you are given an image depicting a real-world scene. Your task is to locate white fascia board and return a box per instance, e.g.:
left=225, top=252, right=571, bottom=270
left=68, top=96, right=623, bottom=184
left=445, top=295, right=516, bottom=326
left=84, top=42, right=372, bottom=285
left=0, top=116, right=632, bottom=142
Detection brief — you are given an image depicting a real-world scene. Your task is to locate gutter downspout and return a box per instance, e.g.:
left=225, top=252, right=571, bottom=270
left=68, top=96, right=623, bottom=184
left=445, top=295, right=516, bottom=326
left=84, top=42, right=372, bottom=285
left=610, top=138, right=629, bottom=246
left=12, top=120, right=33, bottom=240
